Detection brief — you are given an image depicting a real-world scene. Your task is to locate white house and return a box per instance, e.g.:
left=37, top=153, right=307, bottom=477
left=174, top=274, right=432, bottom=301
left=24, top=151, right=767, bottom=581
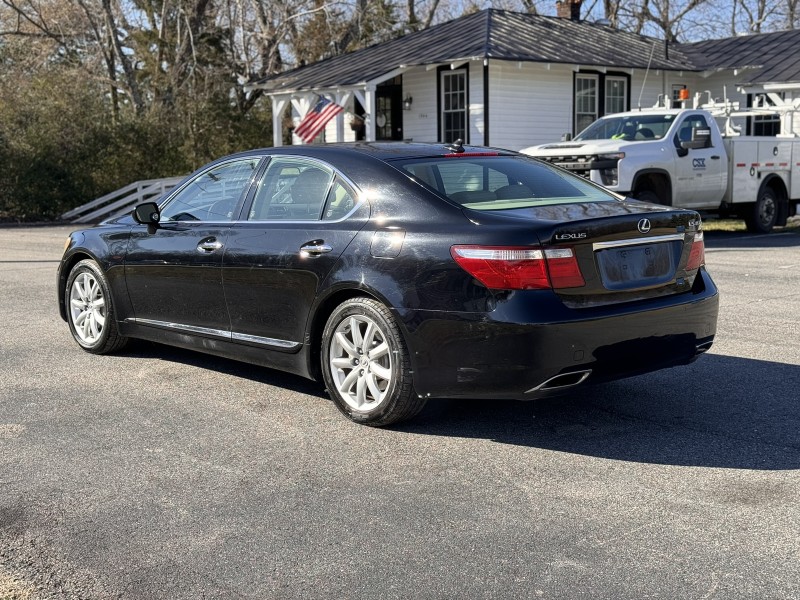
left=247, top=6, right=800, bottom=150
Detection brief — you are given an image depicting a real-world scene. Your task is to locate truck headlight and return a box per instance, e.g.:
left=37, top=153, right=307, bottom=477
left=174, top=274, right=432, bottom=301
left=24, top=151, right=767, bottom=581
left=594, top=153, right=624, bottom=186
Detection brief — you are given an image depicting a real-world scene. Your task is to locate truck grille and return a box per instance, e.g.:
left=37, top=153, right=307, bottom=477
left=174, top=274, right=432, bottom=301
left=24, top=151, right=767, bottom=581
left=538, top=156, right=592, bottom=179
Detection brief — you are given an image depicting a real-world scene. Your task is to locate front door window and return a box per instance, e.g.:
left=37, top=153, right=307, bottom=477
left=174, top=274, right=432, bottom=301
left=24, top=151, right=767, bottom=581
left=575, top=74, right=598, bottom=134
left=441, top=70, right=467, bottom=143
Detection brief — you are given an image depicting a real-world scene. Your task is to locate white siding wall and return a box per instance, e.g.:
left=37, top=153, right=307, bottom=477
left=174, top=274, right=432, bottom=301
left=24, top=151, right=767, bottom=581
left=402, top=68, right=438, bottom=142
left=629, top=69, right=671, bottom=109
left=289, top=63, right=799, bottom=148
left=488, top=62, right=574, bottom=150
left=469, top=63, right=486, bottom=145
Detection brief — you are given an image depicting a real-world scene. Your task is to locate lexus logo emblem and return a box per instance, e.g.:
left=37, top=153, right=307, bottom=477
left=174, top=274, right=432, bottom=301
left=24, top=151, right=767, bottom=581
left=638, top=218, right=652, bottom=234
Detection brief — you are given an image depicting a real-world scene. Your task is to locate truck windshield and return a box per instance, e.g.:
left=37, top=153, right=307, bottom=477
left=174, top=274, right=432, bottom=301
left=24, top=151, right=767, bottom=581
left=392, top=155, right=617, bottom=210
left=575, top=114, right=676, bottom=141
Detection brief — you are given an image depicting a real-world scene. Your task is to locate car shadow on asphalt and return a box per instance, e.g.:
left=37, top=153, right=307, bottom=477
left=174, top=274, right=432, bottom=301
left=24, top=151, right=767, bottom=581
left=398, top=354, right=800, bottom=471
left=125, top=340, right=799, bottom=470
left=123, top=339, right=329, bottom=398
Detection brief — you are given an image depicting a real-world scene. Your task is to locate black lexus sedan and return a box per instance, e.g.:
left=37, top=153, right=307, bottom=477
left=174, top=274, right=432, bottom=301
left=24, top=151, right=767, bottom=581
left=57, top=141, right=718, bottom=426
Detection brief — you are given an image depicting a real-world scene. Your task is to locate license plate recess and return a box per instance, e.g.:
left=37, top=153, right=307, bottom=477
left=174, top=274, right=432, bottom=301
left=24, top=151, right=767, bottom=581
left=595, top=241, right=681, bottom=290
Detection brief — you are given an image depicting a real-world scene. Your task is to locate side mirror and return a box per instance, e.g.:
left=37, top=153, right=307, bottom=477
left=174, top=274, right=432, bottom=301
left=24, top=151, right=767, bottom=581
left=133, top=202, right=161, bottom=225
left=680, top=128, right=711, bottom=150
left=561, top=132, right=573, bottom=142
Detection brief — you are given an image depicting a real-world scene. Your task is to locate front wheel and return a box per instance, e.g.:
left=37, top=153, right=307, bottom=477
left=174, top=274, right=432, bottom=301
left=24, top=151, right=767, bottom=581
left=633, top=189, right=661, bottom=205
left=321, top=298, right=425, bottom=426
left=744, top=187, right=778, bottom=233
left=65, top=259, right=128, bottom=354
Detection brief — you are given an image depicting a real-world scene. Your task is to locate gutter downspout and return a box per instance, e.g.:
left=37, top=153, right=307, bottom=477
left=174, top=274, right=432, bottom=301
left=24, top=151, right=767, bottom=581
left=483, top=60, right=490, bottom=146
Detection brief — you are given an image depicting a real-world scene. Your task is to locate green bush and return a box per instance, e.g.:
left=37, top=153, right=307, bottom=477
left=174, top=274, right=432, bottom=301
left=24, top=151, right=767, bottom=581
left=0, top=66, right=272, bottom=222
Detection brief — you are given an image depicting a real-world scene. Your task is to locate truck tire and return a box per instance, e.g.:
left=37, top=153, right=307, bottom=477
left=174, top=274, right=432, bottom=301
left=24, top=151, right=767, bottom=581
left=745, top=187, right=778, bottom=234
left=632, top=173, right=670, bottom=205
left=633, top=189, right=661, bottom=205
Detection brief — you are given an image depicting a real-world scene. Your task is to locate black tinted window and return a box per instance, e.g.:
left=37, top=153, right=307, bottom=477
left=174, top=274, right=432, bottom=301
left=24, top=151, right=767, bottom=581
left=250, top=158, right=333, bottom=221
left=394, top=155, right=616, bottom=209
left=160, top=159, right=259, bottom=222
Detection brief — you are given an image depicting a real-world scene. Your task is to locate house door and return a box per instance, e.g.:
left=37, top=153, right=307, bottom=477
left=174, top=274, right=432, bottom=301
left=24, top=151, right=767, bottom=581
left=375, top=84, right=403, bottom=141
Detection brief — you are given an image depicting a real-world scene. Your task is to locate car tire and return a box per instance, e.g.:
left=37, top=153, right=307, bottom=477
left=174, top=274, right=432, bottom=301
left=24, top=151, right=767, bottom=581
left=321, top=297, right=426, bottom=426
left=744, top=187, right=778, bottom=233
left=65, top=259, right=128, bottom=354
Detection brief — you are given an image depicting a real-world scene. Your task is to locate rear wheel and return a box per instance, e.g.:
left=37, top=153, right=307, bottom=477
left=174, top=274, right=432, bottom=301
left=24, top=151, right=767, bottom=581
left=65, top=259, right=128, bottom=354
left=321, top=298, right=425, bottom=426
left=745, top=187, right=778, bottom=233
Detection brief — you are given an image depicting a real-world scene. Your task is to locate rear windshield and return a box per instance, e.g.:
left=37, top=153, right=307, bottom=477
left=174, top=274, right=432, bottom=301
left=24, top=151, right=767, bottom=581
left=392, top=155, right=617, bottom=210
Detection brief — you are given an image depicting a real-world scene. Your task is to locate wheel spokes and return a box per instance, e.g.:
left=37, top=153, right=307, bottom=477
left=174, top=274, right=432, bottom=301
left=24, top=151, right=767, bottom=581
left=330, top=313, right=393, bottom=411
left=69, top=272, right=105, bottom=344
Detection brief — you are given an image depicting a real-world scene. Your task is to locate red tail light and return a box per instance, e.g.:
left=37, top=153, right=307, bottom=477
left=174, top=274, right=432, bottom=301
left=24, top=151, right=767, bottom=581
left=686, top=231, right=705, bottom=270
left=450, top=245, right=585, bottom=290
left=542, top=247, right=586, bottom=288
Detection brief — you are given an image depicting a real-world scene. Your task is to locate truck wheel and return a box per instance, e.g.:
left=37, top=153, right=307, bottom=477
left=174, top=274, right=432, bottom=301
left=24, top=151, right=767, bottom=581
left=633, top=189, right=660, bottom=205
left=745, top=187, right=778, bottom=234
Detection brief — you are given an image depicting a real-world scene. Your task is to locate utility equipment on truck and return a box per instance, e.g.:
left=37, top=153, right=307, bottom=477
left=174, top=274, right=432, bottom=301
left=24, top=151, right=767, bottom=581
left=521, top=92, right=800, bottom=233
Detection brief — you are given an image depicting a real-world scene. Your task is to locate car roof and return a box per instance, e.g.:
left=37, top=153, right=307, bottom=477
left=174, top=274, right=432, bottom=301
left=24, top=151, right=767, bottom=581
left=226, top=141, right=518, bottom=162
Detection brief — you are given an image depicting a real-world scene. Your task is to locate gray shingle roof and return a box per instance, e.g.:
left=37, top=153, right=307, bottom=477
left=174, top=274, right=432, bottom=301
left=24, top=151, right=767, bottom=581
left=254, top=9, right=697, bottom=93
left=679, top=29, right=800, bottom=84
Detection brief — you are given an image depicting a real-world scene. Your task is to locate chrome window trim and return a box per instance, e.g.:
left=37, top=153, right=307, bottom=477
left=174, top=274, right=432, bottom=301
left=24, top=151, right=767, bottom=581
left=592, top=233, right=685, bottom=251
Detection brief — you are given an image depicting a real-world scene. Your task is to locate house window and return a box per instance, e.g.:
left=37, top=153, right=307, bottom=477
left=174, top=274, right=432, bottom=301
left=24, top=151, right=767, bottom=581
left=575, top=74, right=598, bottom=134
left=605, top=77, right=627, bottom=114
left=441, top=70, right=467, bottom=143
left=672, top=85, right=687, bottom=108
left=747, top=93, right=783, bottom=136
left=574, top=72, right=631, bottom=135
left=376, top=95, right=393, bottom=139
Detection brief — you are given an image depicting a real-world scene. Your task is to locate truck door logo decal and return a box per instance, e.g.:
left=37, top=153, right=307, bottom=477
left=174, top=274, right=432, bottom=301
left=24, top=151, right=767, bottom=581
left=692, top=158, right=706, bottom=169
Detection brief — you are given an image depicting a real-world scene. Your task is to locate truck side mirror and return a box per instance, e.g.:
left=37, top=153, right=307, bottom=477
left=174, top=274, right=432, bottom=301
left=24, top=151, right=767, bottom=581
left=680, top=128, right=711, bottom=150
left=561, top=133, right=573, bottom=142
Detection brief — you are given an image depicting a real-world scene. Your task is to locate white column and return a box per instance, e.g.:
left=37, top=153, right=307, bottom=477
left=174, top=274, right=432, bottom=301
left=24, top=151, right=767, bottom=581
left=272, top=98, right=287, bottom=147
left=334, top=92, right=353, bottom=142
left=364, top=86, right=376, bottom=142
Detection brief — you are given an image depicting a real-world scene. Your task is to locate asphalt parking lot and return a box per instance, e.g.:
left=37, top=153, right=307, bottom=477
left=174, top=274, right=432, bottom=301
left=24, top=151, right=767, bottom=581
left=1, top=224, right=799, bottom=599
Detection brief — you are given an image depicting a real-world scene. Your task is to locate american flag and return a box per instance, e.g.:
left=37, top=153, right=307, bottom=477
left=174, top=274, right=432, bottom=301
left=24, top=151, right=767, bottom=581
left=294, top=96, right=344, bottom=144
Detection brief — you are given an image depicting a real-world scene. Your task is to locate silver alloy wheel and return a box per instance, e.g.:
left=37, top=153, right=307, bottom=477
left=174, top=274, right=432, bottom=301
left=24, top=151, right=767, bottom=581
left=69, top=271, right=107, bottom=345
left=328, top=314, right=393, bottom=411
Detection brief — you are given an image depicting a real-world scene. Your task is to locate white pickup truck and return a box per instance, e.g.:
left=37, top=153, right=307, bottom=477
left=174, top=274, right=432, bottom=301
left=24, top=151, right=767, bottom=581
left=521, top=101, right=800, bottom=233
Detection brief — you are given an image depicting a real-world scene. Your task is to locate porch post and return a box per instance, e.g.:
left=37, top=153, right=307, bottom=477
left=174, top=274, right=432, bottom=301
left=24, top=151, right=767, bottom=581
left=364, top=85, right=377, bottom=142
left=335, top=92, right=352, bottom=142
left=272, top=97, right=287, bottom=147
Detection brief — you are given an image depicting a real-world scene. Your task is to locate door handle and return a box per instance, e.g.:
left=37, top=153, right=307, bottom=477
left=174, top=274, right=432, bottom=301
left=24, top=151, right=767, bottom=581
left=300, top=242, right=333, bottom=257
left=197, top=239, right=223, bottom=253
left=710, top=155, right=721, bottom=160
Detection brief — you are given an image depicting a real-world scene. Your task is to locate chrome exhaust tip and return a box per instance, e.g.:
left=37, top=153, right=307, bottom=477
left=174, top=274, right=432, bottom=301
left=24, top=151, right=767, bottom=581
left=695, top=340, right=714, bottom=353
left=526, top=369, right=592, bottom=393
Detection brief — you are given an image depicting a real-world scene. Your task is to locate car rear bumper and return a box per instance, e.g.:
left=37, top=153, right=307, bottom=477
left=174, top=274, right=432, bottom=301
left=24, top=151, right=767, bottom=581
left=401, top=269, right=719, bottom=400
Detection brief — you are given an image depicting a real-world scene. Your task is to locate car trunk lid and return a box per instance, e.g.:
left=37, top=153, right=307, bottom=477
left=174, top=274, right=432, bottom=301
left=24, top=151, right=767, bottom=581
left=465, top=201, right=705, bottom=307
